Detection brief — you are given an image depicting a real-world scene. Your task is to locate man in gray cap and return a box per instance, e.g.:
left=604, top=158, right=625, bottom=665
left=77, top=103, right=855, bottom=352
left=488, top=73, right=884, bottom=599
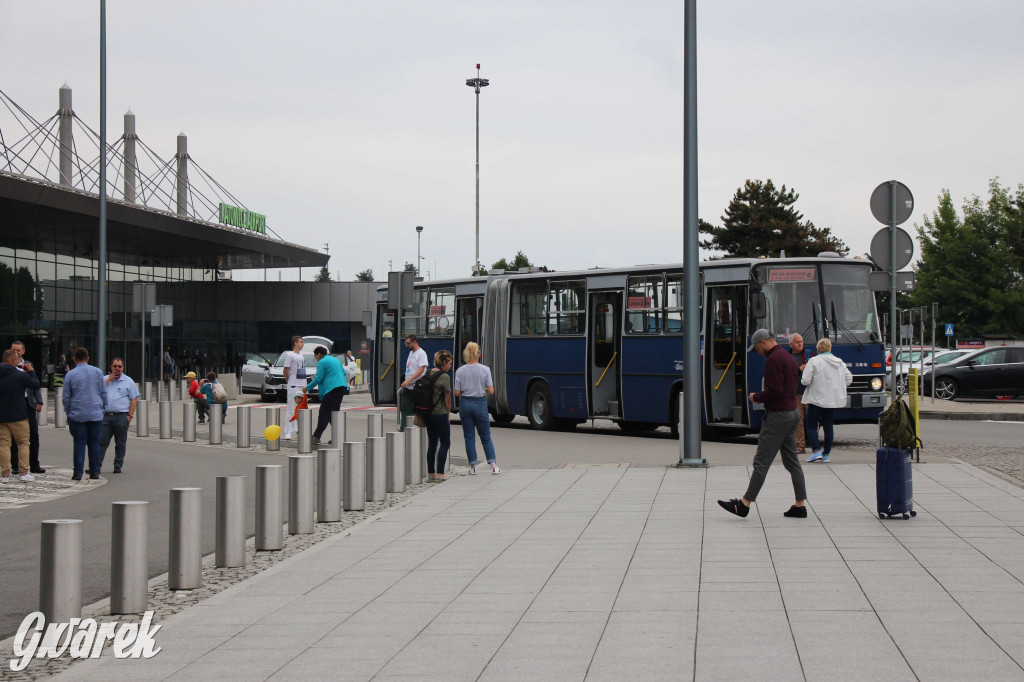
left=718, top=329, right=807, bottom=519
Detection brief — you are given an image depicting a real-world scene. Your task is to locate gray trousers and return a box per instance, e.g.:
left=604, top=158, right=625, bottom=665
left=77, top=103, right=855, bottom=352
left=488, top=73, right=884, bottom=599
left=744, top=409, right=806, bottom=502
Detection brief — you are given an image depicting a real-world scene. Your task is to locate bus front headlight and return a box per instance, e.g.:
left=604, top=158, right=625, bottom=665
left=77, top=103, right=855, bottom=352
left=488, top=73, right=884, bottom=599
left=870, top=377, right=883, bottom=391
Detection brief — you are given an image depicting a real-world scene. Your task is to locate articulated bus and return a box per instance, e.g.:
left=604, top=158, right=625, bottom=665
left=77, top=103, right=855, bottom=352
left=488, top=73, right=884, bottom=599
left=371, top=254, right=887, bottom=436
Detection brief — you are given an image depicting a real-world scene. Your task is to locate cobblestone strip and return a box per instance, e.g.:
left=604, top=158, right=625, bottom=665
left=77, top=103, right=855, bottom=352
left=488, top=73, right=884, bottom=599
left=0, top=469, right=462, bottom=680
left=0, top=470, right=107, bottom=510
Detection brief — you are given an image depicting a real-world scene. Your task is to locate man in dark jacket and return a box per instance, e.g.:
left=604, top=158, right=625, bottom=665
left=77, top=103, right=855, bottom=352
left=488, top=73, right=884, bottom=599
left=718, top=329, right=808, bottom=519
left=0, top=349, right=41, bottom=483
left=9, top=340, right=45, bottom=474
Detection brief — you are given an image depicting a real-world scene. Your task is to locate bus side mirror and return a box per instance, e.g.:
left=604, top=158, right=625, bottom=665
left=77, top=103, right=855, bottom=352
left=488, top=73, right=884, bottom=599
left=750, top=292, right=767, bottom=320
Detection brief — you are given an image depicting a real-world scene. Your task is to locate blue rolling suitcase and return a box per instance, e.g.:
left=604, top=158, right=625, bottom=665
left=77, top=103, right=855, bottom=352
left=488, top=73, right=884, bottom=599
left=876, top=447, right=917, bottom=519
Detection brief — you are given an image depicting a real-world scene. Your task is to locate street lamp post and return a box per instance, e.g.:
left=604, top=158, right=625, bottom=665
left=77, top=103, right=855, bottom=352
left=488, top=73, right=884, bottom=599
left=465, top=64, right=489, bottom=276
left=415, top=225, right=424, bottom=277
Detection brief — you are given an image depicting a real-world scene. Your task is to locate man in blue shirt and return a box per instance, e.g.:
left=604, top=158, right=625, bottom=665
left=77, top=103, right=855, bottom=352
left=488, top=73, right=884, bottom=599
left=99, top=357, right=140, bottom=474
left=304, top=346, right=348, bottom=445
left=62, top=347, right=107, bottom=481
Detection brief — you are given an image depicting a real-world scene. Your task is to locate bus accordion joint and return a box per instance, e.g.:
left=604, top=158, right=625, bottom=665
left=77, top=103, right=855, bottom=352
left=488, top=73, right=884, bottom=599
left=595, top=351, right=618, bottom=388
left=714, top=352, right=738, bottom=392
left=379, top=361, right=394, bottom=380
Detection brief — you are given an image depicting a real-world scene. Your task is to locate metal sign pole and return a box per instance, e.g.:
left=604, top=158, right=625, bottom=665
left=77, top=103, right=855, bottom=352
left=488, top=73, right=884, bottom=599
left=889, top=181, right=898, bottom=403
left=159, top=308, right=165, bottom=401
left=931, top=302, right=937, bottom=404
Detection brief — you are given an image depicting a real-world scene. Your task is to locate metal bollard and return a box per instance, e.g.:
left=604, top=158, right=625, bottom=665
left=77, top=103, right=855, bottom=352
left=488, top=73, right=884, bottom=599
left=297, top=409, right=312, bottom=453
left=331, top=410, right=345, bottom=446
left=180, top=379, right=189, bottom=401
left=55, top=386, right=66, bottom=428
left=159, top=401, right=173, bottom=439
left=209, top=403, right=223, bottom=445
left=256, top=465, right=284, bottom=551
left=266, top=407, right=281, bottom=451
left=367, top=412, right=383, bottom=438
left=237, top=405, right=251, bottom=448
left=420, top=426, right=429, bottom=483
left=135, top=398, right=148, bottom=436
left=110, top=501, right=149, bottom=614
left=169, top=488, right=203, bottom=589
left=343, top=442, right=366, bottom=511
left=183, top=402, right=197, bottom=442
left=386, top=431, right=406, bottom=493
left=39, top=519, right=83, bottom=623
left=317, top=448, right=342, bottom=522
left=215, top=476, right=246, bottom=568
left=366, top=437, right=387, bottom=502
left=288, top=455, right=315, bottom=534
left=405, top=426, right=421, bottom=485
left=147, top=382, right=157, bottom=403
left=38, top=388, right=48, bottom=426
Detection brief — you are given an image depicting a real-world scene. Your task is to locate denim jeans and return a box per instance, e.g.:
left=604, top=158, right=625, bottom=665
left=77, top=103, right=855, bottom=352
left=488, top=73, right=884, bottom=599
left=424, top=412, right=451, bottom=474
left=804, top=403, right=835, bottom=454
left=459, top=397, right=496, bottom=465
left=99, top=413, right=130, bottom=470
left=68, top=419, right=103, bottom=477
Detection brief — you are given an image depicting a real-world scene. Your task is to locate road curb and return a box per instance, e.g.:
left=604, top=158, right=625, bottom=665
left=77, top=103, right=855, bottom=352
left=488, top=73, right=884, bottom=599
left=920, top=411, right=1024, bottom=421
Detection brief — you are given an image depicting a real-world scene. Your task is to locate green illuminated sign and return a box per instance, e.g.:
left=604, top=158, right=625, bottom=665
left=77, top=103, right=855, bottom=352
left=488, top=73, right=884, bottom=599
left=218, top=202, right=266, bottom=234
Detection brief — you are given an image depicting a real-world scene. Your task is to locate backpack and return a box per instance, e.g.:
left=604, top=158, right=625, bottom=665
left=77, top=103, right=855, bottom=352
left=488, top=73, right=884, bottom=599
left=212, top=382, right=228, bottom=404
left=411, top=370, right=443, bottom=413
left=879, top=398, right=921, bottom=449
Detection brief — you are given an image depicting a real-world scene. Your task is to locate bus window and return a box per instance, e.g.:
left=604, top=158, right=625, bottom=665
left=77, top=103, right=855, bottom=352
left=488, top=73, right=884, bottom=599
left=594, top=303, right=616, bottom=367
left=426, top=289, right=455, bottom=337
left=511, top=281, right=547, bottom=336
left=626, top=276, right=661, bottom=334
left=821, top=264, right=880, bottom=342
left=400, top=289, right=428, bottom=337
left=666, top=275, right=684, bottom=334
left=549, top=280, right=585, bottom=335
left=756, top=266, right=818, bottom=340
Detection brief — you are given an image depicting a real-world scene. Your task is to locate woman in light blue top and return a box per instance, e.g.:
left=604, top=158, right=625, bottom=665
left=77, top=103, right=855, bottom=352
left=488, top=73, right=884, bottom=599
left=453, top=342, right=500, bottom=474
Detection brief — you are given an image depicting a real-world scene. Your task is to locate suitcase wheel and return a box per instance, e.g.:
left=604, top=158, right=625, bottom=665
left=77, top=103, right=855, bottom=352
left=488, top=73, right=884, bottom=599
left=879, top=513, right=886, bottom=519
left=910, top=511, right=917, bottom=517
left=902, top=513, right=910, bottom=520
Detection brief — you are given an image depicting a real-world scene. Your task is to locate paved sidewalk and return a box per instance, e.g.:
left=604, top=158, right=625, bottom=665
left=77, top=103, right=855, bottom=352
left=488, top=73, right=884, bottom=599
left=53, top=462, right=1024, bottom=681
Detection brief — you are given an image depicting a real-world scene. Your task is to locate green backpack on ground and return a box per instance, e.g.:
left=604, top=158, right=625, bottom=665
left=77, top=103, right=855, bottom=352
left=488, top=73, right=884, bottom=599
left=880, top=398, right=922, bottom=449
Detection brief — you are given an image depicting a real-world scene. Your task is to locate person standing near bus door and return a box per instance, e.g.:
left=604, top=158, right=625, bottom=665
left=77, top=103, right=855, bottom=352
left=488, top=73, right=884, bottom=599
left=718, top=329, right=806, bottom=518
left=400, top=335, right=428, bottom=428
left=788, top=334, right=813, bottom=454
left=454, top=342, right=500, bottom=475
left=802, top=338, right=852, bottom=463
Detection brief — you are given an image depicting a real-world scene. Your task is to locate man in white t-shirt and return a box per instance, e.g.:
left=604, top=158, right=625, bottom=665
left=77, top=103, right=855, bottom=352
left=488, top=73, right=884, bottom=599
left=399, top=335, right=429, bottom=429
left=282, top=336, right=305, bottom=438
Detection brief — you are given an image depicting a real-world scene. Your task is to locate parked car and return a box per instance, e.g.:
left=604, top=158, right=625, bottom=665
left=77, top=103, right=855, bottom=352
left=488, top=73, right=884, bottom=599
left=260, top=351, right=320, bottom=402
left=922, top=347, right=1024, bottom=400
left=240, top=352, right=276, bottom=394
left=889, top=349, right=974, bottom=395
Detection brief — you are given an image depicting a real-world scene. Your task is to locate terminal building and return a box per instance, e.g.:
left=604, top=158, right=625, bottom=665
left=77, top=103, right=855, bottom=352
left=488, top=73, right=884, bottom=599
left=0, top=85, right=376, bottom=383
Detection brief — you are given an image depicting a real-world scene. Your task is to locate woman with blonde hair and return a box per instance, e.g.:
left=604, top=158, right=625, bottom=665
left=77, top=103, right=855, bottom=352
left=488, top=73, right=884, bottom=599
left=802, top=338, right=852, bottom=463
left=454, top=342, right=500, bottom=474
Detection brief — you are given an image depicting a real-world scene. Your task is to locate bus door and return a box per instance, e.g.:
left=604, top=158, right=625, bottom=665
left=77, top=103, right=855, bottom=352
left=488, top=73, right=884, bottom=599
left=588, top=292, right=622, bottom=417
left=704, top=286, right=746, bottom=424
left=373, top=304, right=398, bottom=405
left=453, top=296, right=483, bottom=409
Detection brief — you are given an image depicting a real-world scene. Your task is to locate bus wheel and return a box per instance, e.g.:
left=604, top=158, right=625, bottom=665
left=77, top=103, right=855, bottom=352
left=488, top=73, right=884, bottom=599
left=492, top=413, right=515, bottom=425
left=618, top=421, right=658, bottom=433
left=527, top=383, right=557, bottom=430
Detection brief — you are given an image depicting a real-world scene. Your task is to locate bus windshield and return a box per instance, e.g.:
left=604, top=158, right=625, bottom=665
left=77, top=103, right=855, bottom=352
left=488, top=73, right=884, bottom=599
left=821, top=264, right=880, bottom=343
left=756, top=265, right=819, bottom=341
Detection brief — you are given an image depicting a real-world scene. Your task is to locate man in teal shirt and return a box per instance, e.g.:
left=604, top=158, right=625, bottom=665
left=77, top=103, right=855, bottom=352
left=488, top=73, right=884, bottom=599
left=304, top=346, right=348, bottom=445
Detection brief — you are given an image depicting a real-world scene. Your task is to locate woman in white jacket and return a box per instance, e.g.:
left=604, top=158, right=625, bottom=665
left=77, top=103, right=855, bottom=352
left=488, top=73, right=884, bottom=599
left=802, top=338, right=853, bottom=463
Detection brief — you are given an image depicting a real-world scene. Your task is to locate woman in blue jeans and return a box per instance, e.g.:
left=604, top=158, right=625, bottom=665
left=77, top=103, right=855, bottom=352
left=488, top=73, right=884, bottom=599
left=423, top=350, right=453, bottom=481
left=453, top=342, right=501, bottom=474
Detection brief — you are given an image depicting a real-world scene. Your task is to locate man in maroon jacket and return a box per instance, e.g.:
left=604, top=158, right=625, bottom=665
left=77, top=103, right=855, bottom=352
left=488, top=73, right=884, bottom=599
left=719, top=329, right=807, bottom=519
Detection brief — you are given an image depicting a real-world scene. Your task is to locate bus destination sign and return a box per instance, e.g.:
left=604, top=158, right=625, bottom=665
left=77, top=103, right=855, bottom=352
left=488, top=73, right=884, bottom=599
left=768, top=268, right=815, bottom=282
left=218, top=202, right=267, bottom=234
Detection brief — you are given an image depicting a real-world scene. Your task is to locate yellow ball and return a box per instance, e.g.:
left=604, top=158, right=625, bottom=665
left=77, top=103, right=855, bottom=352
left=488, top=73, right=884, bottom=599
left=264, top=424, right=282, bottom=441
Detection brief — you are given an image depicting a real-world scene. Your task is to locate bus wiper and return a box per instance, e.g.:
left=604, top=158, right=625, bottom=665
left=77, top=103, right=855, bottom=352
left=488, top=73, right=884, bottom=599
left=809, top=304, right=820, bottom=343
left=830, top=301, right=865, bottom=351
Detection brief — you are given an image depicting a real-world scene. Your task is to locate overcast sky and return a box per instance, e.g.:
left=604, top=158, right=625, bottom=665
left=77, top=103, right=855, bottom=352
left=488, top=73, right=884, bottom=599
left=4, top=1, right=1022, bottom=281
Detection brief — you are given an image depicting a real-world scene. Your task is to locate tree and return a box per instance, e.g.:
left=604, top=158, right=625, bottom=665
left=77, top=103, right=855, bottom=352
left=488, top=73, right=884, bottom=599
left=356, top=269, right=374, bottom=282
left=314, top=266, right=333, bottom=282
left=700, top=179, right=848, bottom=257
left=912, top=181, right=1024, bottom=337
left=492, top=251, right=534, bottom=271
left=403, top=262, right=416, bottom=272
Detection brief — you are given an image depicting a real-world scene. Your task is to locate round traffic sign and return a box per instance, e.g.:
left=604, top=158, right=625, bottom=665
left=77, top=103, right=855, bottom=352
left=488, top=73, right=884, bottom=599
left=870, top=181, right=914, bottom=226
left=870, top=227, right=914, bottom=271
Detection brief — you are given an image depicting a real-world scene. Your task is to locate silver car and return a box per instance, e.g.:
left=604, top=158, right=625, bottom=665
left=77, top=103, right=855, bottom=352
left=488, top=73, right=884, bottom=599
left=240, top=352, right=276, bottom=394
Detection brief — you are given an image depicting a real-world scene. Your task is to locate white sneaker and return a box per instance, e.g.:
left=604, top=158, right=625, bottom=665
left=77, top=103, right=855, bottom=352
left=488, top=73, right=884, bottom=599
left=19, top=473, right=34, bottom=482
left=491, top=464, right=501, bottom=475
left=1, top=475, right=9, bottom=484
left=469, top=464, right=477, bottom=475
left=283, top=433, right=293, bottom=440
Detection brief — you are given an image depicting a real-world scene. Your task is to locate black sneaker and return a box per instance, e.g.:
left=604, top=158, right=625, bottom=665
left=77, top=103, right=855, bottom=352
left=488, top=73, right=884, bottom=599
left=784, top=505, right=808, bottom=518
left=113, top=467, right=122, bottom=473
left=72, top=474, right=82, bottom=481
left=718, top=498, right=750, bottom=517
left=31, top=468, right=46, bottom=474
left=89, top=473, right=100, bottom=480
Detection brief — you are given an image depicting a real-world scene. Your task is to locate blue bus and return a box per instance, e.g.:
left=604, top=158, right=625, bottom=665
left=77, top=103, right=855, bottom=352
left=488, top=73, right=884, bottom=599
left=371, top=254, right=887, bottom=436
